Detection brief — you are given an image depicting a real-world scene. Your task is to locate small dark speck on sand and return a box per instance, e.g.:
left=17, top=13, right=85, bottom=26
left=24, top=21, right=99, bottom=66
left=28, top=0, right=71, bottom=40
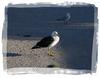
left=47, top=64, right=57, bottom=68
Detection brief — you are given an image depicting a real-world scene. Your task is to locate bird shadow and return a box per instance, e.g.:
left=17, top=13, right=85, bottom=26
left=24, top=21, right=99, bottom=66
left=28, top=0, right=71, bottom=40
left=3, top=52, right=22, bottom=57
left=47, top=65, right=56, bottom=68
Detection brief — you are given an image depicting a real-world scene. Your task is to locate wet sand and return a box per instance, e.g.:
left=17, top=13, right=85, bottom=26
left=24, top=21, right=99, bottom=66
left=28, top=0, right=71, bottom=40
left=4, top=38, right=65, bottom=69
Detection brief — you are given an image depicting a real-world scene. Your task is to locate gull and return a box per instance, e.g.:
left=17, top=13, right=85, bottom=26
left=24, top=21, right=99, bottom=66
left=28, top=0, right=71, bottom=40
left=31, top=31, right=60, bottom=56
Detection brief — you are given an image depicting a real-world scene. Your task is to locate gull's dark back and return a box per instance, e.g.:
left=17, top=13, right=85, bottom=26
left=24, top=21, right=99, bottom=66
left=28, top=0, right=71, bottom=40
left=32, top=36, right=54, bottom=49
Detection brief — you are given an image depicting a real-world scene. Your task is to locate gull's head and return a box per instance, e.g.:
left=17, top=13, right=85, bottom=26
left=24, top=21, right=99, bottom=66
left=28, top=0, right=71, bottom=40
left=52, top=31, right=59, bottom=37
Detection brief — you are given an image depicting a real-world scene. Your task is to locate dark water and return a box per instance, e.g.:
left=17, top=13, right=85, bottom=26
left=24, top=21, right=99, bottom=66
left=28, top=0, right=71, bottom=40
left=59, top=29, right=94, bottom=69
left=6, top=6, right=96, bottom=70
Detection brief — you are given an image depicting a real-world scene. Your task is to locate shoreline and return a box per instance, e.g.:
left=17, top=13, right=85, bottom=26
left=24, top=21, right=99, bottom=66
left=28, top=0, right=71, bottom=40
left=7, top=36, right=42, bottom=40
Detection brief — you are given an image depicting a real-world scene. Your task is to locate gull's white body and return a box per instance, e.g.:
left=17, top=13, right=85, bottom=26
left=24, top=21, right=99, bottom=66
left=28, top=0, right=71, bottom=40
left=49, top=36, right=60, bottom=49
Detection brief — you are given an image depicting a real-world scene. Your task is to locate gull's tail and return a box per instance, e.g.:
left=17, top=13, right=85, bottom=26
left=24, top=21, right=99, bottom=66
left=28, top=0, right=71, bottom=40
left=31, top=45, right=40, bottom=49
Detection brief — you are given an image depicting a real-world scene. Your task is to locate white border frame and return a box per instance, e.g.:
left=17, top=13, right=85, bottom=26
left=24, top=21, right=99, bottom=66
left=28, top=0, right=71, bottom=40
left=0, top=0, right=100, bottom=78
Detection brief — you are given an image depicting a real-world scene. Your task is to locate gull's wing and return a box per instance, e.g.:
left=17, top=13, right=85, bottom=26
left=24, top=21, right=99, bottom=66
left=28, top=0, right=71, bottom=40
left=32, top=36, right=54, bottom=49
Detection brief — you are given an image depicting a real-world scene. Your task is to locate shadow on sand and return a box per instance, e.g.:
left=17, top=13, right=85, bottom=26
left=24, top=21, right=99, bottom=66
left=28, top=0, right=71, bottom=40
left=3, top=52, right=21, bottom=57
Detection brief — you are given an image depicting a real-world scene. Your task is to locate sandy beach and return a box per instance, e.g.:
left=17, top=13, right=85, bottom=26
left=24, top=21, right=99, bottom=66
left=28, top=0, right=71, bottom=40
left=3, top=37, right=66, bottom=69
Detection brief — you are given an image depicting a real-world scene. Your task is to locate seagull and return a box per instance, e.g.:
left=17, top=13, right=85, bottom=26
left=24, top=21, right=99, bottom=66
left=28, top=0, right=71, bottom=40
left=56, top=13, right=71, bottom=24
left=31, top=31, right=60, bottom=56
left=64, top=13, right=71, bottom=24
